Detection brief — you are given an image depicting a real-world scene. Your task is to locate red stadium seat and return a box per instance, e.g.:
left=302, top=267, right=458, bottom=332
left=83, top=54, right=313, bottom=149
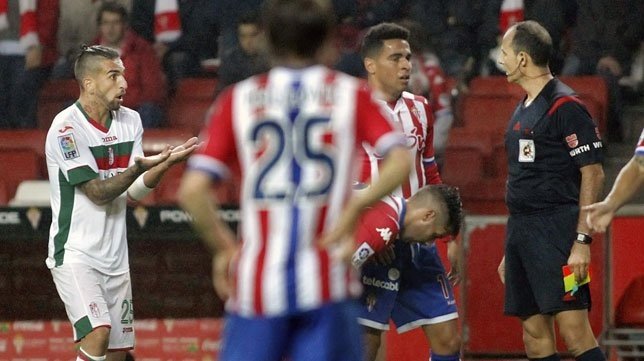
left=442, top=128, right=492, bottom=187
left=559, top=76, right=608, bottom=129
left=0, top=149, right=42, bottom=202
left=461, top=94, right=518, bottom=135
left=166, top=78, right=217, bottom=135
left=0, top=180, right=9, bottom=206
left=37, top=79, right=79, bottom=130
left=469, top=76, right=524, bottom=97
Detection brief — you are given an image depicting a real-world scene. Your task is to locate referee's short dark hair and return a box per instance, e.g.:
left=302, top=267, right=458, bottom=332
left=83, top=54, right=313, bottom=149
left=360, top=23, right=410, bottom=60
left=510, top=20, right=553, bottom=67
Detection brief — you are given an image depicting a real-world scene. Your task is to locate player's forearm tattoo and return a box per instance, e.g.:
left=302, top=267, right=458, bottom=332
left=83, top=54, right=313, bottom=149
left=636, top=156, right=644, bottom=166
left=79, top=165, right=143, bottom=205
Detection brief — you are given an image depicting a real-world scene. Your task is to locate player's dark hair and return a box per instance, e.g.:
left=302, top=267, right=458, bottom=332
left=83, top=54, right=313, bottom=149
left=97, top=1, right=129, bottom=25
left=510, top=20, right=552, bottom=67
left=360, top=22, right=410, bottom=59
left=411, top=184, right=463, bottom=237
left=74, top=45, right=120, bottom=83
left=262, top=0, right=334, bottom=59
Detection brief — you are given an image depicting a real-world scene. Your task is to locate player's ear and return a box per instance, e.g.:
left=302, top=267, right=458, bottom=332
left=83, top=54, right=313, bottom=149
left=423, top=209, right=437, bottom=222
left=364, top=57, right=376, bottom=75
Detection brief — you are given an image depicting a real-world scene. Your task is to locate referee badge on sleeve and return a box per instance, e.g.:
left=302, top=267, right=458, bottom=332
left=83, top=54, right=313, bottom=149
left=518, top=139, right=535, bottom=162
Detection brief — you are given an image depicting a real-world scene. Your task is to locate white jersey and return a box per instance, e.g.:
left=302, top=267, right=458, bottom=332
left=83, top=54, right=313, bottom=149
left=189, top=65, right=404, bottom=317
left=45, top=102, right=144, bottom=274
left=359, top=91, right=441, bottom=198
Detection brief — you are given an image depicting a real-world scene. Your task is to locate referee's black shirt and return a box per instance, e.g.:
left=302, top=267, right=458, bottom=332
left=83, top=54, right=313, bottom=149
left=505, top=78, right=603, bottom=215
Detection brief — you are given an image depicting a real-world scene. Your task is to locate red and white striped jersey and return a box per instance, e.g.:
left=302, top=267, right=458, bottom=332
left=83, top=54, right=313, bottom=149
left=636, top=128, right=644, bottom=157
left=359, top=91, right=442, bottom=198
left=189, top=65, right=405, bottom=317
left=352, top=195, right=405, bottom=269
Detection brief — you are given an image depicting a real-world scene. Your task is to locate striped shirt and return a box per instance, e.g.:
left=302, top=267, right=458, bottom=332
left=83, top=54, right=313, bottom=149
left=189, top=65, right=405, bottom=317
left=359, top=91, right=441, bottom=198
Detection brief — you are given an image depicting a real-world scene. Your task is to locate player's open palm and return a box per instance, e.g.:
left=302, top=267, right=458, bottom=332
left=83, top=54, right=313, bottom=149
left=135, top=145, right=172, bottom=170
left=166, top=137, right=201, bottom=165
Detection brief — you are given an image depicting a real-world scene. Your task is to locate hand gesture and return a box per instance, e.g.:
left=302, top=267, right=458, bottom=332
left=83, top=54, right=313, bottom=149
left=446, top=239, right=461, bottom=286
left=166, top=137, right=201, bottom=165
left=318, top=203, right=361, bottom=264
left=134, top=145, right=171, bottom=171
left=211, top=245, right=239, bottom=300
left=583, top=201, right=615, bottom=233
left=567, top=242, right=591, bottom=283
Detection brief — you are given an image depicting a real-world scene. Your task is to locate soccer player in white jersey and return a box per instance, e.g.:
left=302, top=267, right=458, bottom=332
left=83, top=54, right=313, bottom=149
left=177, top=1, right=412, bottom=360
left=584, top=127, right=644, bottom=232
left=45, top=45, right=198, bottom=361
left=358, top=23, right=463, bottom=361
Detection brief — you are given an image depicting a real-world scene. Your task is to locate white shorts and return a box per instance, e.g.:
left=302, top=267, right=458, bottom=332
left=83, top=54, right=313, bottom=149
left=51, top=263, right=135, bottom=350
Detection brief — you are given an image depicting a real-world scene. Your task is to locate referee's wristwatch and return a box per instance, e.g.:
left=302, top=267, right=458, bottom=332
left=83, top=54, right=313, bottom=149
left=575, top=232, right=593, bottom=245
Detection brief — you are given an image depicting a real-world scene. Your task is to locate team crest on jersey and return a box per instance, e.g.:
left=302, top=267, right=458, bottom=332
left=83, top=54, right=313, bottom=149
left=410, top=106, right=420, bottom=119
left=108, top=147, right=115, bottom=165
left=89, top=302, right=100, bottom=318
left=58, top=134, right=79, bottom=160
left=565, top=133, right=579, bottom=148
left=518, top=139, right=535, bottom=162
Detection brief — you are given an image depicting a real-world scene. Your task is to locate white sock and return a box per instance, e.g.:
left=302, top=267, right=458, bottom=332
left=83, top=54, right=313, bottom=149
left=77, top=347, right=107, bottom=361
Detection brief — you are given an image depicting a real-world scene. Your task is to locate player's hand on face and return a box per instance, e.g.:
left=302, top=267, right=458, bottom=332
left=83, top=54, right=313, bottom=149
left=497, top=256, right=506, bottom=284
left=583, top=201, right=614, bottom=233
left=134, top=145, right=171, bottom=171
left=568, top=242, right=591, bottom=283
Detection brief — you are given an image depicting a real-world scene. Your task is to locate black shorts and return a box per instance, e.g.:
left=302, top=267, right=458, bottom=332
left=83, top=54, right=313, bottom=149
left=504, top=206, right=591, bottom=317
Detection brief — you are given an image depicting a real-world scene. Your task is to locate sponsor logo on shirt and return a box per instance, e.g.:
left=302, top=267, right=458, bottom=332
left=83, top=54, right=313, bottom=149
left=102, top=135, right=118, bottom=143
left=58, top=134, right=79, bottom=160
left=376, top=227, right=392, bottom=243
left=362, top=276, right=399, bottom=291
left=58, top=125, right=74, bottom=133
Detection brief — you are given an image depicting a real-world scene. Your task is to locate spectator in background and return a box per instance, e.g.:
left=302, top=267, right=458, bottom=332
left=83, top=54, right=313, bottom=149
left=562, top=0, right=644, bottom=141
left=52, top=0, right=132, bottom=79
left=485, top=0, right=578, bottom=76
left=403, top=19, right=454, bottom=168
left=406, top=0, right=502, bottom=85
left=214, top=10, right=268, bottom=97
left=96, top=2, right=166, bottom=128
left=0, top=0, right=58, bottom=129
left=130, top=0, right=219, bottom=92
left=214, top=0, right=262, bottom=58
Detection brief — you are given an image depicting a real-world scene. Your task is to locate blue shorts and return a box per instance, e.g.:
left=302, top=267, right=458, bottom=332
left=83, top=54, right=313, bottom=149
left=358, top=242, right=458, bottom=333
left=220, top=300, right=363, bottom=361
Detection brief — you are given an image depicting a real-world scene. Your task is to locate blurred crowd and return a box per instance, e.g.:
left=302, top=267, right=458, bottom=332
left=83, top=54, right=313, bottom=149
left=1, top=0, right=643, bottom=141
